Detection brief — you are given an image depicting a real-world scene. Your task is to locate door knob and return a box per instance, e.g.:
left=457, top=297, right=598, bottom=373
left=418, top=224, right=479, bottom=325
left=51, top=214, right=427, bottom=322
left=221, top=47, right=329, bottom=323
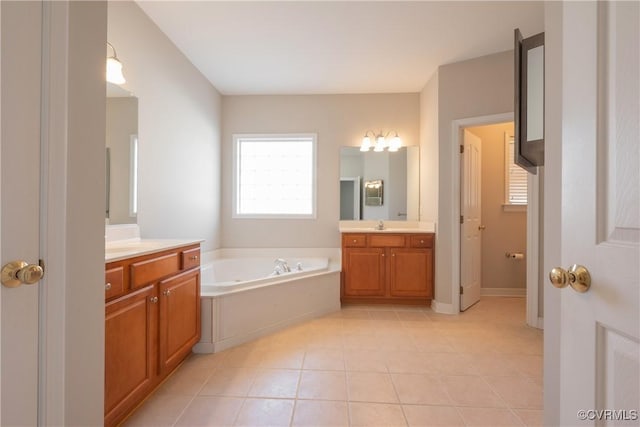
left=549, top=264, right=591, bottom=293
left=478, top=225, right=486, bottom=230
left=2, top=260, right=45, bottom=288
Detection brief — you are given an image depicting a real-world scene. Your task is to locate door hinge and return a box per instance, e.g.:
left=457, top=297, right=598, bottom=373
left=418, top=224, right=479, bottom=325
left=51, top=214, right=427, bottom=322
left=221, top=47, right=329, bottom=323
left=460, top=286, right=464, bottom=295
left=460, top=145, right=464, bottom=154
left=460, top=215, right=464, bottom=224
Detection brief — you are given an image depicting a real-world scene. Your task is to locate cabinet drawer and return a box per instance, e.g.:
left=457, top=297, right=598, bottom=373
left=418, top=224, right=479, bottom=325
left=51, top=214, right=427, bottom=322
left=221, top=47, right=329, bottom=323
left=343, top=234, right=367, bottom=247
left=105, top=266, right=125, bottom=300
left=410, top=234, right=434, bottom=248
left=130, top=253, right=180, bottom=289
left=181, top=247, right=201, bottom=270
left=369, top=234, right=406, bottom=247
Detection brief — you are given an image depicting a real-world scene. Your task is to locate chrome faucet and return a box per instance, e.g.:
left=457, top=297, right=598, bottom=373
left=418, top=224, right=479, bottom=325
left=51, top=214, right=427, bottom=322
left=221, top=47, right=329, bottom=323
left=275, top=258, right=291, bottom=272
left=376, top=220, right=385, bottom=230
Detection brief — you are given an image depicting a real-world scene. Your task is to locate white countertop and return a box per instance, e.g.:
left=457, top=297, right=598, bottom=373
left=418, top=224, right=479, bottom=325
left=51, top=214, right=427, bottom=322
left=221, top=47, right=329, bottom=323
left=105, top=239, right=203, bottom=262
left=338, top=220, right=436, bottom=234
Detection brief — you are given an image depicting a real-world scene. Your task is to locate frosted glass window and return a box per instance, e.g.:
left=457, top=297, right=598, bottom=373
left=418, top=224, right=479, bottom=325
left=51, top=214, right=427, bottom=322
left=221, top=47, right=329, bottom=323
left=505, top=134, right=528, bottom=205
left=233, top=134, right=317, bottom=218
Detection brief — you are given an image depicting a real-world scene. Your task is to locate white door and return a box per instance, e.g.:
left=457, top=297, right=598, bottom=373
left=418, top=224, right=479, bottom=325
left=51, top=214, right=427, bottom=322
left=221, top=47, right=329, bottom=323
left=0, top=1, right=44, bottom=425
left=550, top=1, right=639, bottom=425
left=460, top=129, right=482, bottom=311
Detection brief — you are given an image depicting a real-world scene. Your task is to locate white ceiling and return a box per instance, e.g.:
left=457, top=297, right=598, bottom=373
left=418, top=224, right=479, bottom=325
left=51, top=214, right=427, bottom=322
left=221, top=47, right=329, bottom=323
left=136, top=1, right=544, bottom=95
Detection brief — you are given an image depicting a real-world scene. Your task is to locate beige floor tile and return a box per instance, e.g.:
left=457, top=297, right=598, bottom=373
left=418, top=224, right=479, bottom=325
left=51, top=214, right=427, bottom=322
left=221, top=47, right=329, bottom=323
left=458, top=407, right=525, bottom=426
left=199, top=367, right=257, bottom=397
left=402, top=405, right=465, bottom=426
left=509, top=354, right=543, bottom=379
left=470, top=353, right=524, bottom=377
left=347, top=372, right=399, bottom=403
left=234, top=398, right=295, bottom=426
left=258, top=348, right=305, bottom=369
left=122, top=393, right=192, bottom=426
left=156, top=365, right=211, bottom=396
left=344, top=348, right=388, bottom=373
left=303, top=347, right=345, bottom=370
left=348, top=402, right=407, bottom=426
left=385, top=351, right=434, bottom=374
left=391, top=374, right=451, bottom=405
left=292, top=400, right=349, bottom=426
left=513, top=408, right=543, bottom=426
left=440, top=375, right=507, bottom=407
left=127, top=298, right=541, bottom=426
left=247, top=369, right=300, bottom=399
left=422, top=352, right=479, bottom=376
left=298, top=370, right=347, bottom=400
left=175, top=396, right=244, bottom=426
left=483, top=376, right=543, bottom=409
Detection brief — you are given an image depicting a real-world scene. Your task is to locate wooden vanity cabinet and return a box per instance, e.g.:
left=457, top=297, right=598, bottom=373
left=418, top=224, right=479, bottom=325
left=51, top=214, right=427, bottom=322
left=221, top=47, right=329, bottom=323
left=104, top=244, right=200, bottom=427
left=341, top=233, right=434, bottom=304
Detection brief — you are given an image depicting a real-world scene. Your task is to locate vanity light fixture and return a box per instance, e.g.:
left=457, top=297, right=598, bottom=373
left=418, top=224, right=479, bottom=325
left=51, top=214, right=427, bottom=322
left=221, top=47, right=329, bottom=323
left=360, top=130, right=402, bottom=152
left=106, top=42, right=126, bottom=85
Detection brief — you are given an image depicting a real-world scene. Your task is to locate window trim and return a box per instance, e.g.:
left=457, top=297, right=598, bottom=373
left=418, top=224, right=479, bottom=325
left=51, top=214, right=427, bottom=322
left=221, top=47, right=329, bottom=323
left=232, top=133, right=317, bottom=219
left=504, top=132, right=528, bottom=211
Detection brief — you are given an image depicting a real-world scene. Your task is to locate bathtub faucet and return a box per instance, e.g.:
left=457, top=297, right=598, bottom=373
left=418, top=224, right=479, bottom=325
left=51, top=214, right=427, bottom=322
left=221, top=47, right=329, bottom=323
left=274, top=258, right=291, bottom=273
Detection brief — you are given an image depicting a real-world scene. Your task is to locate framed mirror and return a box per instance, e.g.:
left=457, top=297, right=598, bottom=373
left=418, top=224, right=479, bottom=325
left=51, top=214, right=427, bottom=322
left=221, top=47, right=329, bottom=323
left=514, top=29, right=545, bottom=174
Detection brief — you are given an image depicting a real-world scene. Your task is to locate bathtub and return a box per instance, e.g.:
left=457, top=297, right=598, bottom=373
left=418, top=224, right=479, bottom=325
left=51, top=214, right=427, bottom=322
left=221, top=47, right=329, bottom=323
left=194, top=250, right=341, bottom=353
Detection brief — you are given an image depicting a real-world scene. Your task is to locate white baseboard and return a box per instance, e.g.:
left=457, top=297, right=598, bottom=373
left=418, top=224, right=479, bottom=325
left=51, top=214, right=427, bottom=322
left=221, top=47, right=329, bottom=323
left=480, top=287, right=526, bottom=297
left=431, top=300, right=457, bottom=314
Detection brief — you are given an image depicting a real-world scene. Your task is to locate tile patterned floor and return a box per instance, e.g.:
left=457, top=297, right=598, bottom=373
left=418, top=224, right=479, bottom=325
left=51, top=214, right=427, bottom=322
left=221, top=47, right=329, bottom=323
left=124, top=297, right=543, bottom=426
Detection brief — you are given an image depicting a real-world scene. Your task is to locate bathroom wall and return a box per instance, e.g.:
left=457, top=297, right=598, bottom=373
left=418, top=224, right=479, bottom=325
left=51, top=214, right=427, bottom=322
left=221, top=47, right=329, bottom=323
left=467, top=122, right=527, bottom=293
left=419, top=71, right=439, bottom=224
left=432, top=50, right=514, bottom=307
left=221, top=94, right=420, bottom=248
left=108, top=1, right=222, bottom=251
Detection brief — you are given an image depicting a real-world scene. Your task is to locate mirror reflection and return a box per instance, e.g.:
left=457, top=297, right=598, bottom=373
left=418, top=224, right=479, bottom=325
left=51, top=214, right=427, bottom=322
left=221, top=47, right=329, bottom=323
left=340, top=146, right=419, bottom=221
left=106, top=82, right=138, bottom=224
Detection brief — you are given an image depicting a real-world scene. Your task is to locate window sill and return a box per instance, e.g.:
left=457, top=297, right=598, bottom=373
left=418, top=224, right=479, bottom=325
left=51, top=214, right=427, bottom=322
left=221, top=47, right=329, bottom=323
left=503, top=204, right=527, bottom=213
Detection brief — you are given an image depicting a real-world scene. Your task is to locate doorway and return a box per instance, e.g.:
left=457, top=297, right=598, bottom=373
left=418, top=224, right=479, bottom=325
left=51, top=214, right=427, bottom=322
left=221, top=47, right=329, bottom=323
left=461, top=122, right=528, bottom=312
left=453, top=114, right=541, bottom=326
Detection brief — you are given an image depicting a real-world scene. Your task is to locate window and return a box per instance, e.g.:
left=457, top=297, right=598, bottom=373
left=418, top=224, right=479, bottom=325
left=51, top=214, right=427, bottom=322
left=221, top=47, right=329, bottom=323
left=504, top=133, right=528, bottom=208
left=233, top=134, right=317, bottom=218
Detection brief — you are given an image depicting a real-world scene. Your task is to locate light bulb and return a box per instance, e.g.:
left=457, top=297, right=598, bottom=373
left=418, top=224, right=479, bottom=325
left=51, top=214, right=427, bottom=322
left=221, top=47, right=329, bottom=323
left=106, top=57, right=126, bottom=84
left=360, top=136, right=372, bottom=151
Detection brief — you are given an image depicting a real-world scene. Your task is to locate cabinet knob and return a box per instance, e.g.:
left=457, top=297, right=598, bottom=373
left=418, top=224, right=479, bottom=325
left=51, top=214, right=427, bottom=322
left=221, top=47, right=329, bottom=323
left=352, top=239, right=357, bottom=243
left=150, top=296, right=158, bottom=303
left=190, top=255, right=199, bottom=261
left=163, top=289, right=172, bottom=296
left=381, top=253, right=385, bottom=257
left=105, top=282, right=112, bottom=291
left=392, top=253, right=395, bottom=257
left=420, top=240, right=424, bottom=244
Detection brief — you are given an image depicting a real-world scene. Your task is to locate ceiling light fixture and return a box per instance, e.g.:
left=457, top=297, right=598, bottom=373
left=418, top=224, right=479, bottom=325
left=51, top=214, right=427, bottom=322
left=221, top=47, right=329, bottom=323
left=360, top=130, right=402, bottom=152
left=106, top=42, right=126, bottom=85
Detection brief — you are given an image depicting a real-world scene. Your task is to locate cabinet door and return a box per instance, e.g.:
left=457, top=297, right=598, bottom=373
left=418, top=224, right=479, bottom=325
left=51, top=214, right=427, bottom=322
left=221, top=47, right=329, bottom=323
left=389, top=248, right=433, bottom=298
left=105, top=285, right=157, bottom=425
left=343, top=248, right=385, bottom=297
left=158, top=269, right=200, bottom=374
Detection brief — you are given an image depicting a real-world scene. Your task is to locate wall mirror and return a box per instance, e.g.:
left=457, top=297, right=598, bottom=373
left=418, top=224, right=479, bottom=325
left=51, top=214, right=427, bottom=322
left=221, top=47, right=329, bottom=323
left=339, top=146, right=419, bottom=221
left=106, top=82, right=138, bottom=224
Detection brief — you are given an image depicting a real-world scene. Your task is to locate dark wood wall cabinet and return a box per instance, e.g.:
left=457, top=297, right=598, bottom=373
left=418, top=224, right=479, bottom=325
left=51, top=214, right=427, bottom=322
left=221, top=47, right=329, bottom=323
left=104, top=243, right=201, bottom=427
left=341, top=233, right=434, bottom=305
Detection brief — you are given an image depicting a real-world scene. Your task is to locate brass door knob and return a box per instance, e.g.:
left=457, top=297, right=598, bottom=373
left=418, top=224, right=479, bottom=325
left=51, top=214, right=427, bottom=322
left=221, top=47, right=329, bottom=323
left=1, top=260, right=45, bottom=288
left=549, top=264, right=591, bottom=293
